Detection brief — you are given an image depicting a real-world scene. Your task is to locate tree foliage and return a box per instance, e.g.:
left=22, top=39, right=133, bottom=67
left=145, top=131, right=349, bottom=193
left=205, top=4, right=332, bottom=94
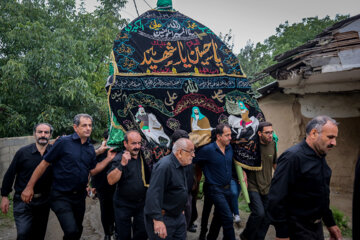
left=0, top=0, right=127, bottom=138
left=237, top=15, right=349, bottom=90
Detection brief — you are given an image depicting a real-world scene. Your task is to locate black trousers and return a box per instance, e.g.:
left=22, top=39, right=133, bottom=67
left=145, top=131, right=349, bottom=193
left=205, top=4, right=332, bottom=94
left=205, top=184, right=235, bottom=240
left=97, top=188, right=115, bottom=235
left=113, top=199, right=147, bottom=240
left=242, top=191, right=270, bottom=240
left=288, top=219, right=324, bottom=240
left=13, top=194, right=50, bottom=240
left=145, top=214, right=186, bottom=240
left=199, top=192, right=213, bottom=238
left=50, top=190, right=87, bottom=240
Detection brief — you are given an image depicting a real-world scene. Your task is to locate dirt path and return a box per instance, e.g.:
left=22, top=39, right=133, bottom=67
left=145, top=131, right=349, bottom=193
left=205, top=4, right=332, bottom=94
left=0, top=192, right=353, bottom=240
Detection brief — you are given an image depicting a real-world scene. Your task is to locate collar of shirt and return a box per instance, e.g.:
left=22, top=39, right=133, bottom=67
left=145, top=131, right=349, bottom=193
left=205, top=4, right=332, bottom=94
left=30, top=143, right=51, bottom=155
left=301, top=140, right=325, bottom=159
left=71, top=132, right=91, bottom=144
left=213, top=141, right=231, bottom=155
left=170, top=153, right=182, bottom=169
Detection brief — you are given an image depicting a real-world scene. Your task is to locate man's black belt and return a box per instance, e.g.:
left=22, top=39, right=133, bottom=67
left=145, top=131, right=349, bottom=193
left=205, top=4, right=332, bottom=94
left=207, top=183, right=230, bottom=189
left=14, top=192, right=48, bottom=199
left=55, top=190, right=83, bottom=195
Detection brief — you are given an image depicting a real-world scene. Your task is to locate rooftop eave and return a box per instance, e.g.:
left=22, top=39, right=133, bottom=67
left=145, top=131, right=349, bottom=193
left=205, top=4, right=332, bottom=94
left=278, top=68, right=360, bottom=95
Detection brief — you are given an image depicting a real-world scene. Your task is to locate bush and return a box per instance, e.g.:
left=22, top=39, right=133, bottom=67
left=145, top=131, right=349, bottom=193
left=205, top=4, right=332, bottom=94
left=331, top=207, right=352, bottom=237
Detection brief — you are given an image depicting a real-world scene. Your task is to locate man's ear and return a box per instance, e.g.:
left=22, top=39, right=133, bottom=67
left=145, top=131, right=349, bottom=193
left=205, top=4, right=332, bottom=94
left=310, top=129, right=318, bottom=139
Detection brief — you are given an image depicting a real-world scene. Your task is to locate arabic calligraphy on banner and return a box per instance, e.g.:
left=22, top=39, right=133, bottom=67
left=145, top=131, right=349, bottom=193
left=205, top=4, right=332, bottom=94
left=113, top=9, right=245, bottom=77
left=108, top=9, right=265, bottom=168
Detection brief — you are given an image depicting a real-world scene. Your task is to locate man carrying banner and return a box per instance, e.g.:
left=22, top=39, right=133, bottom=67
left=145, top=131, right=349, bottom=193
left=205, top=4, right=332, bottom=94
left=193, top=123, right=235, bottom=240
left=21, top=114, right=116, bottom=240
left=240, top=121, right=277, bottom=240
left=107, top=130, right=151, bottom=240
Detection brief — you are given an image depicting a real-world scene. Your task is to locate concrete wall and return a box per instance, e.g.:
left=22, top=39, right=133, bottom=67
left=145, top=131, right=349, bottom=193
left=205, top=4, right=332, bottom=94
left=0, top=136, right=35, bottom=187
left=259, top=92, right=360, bottom=193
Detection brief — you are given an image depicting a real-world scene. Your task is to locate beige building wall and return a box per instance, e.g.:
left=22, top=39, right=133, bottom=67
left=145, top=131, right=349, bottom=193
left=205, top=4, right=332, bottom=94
left=259, top=92, right=360, bottom=193
left=0, top=136, right=35, bottom=187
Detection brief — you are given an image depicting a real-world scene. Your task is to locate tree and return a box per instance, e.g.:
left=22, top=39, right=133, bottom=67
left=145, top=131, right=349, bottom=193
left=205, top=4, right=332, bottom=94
left=0, top=0, right=127, bottom=138
left=237, top=15, right=349, bottom=90
left=219, top=29, right=235, bottom=51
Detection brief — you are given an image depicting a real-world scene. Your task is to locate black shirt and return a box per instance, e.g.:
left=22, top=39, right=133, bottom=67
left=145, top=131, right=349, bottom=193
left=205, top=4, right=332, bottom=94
left=108, top=152, right=148, bottom=203
left=1, top=143, right=52, bottom=196
left=44, top=133, right=96, bottom=192
left=91, top=151, right=115, bottom=193
left=267, top=140, right=336, bottom=238
left=193, top=142, right=233, bottom=186
left=144, top=153, right=188, bottom=221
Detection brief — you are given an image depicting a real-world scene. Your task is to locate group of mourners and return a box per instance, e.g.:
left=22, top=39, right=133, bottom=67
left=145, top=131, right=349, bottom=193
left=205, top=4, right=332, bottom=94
left=0, top=113, right=348, bottom=240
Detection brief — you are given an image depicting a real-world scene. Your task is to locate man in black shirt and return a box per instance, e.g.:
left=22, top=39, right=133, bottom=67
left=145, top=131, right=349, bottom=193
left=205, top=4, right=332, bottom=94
left=144, top=138, right=195, bottom=240
left=267, top=115, right=342, bottom=240
left=107, top=130, right=151, bottom=240
left=22, top=114, right=116, bottom=240
left=1, top=123, right=53, bottom=240
left=92, top=130, right=116, bottom=240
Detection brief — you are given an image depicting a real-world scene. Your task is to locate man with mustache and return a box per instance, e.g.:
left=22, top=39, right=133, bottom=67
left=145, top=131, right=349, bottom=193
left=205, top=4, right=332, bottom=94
left=107, top=130, right=151, bottom=240
left=144, top=138, right=195, bottom=240
left=267, top=115, right=342, bottom=240
left=1, top=123, right=54, bottom=240
left=21, top=114, right=116, bottom=240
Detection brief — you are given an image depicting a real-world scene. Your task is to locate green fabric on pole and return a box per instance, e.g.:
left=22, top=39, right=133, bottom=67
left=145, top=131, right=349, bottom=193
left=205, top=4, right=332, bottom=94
left=109, top=62, right=114, bottom=76
left=235, top=164, right=250, bottom=204
left=273, top=131, right=279, bottom=152
left=197, top=173, right=205, bottom=199
left=107, top=113, right=125, bottom=149
left=156, top=0, right=172, bottom=10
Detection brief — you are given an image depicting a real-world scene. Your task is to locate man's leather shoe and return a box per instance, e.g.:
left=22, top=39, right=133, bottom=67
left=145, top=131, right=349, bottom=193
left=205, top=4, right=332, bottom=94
left=188, top=223, right=197, bottom=233
left=104, top=235, right=112, bottom=240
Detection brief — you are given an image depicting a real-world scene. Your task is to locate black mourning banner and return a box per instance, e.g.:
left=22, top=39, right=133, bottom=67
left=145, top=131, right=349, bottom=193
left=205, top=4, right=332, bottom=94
left=107, top=9, right=265, bottom=169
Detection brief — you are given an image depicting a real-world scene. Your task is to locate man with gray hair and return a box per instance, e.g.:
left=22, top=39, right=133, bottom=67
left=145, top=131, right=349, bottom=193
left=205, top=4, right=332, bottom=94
left=267, top=115, right=342, bottom=240
left=22, top=114, right=116, bottom=240
left=144, top=138, right=195, bottom=239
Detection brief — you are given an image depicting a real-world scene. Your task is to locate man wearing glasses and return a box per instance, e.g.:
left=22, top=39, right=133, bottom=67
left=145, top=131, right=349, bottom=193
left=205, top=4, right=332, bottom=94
left=144, top=138, right=195, bottom=240
left=107, top=130, right=152, bottom=240
left=240, top=121, right=277, bottom=240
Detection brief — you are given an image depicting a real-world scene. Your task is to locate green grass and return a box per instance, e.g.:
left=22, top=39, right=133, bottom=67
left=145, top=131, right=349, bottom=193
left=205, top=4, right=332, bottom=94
left=0, top=195, right=14, bottom=226
left=331, top=207, right=352, bottom=238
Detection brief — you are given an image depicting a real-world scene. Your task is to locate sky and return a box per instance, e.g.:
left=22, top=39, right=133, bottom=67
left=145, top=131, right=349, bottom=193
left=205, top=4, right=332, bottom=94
left=81, top=0, right=359, bottom=53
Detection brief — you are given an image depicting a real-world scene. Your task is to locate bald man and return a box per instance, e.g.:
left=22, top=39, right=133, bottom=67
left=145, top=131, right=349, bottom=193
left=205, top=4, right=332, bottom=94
left=144, top=138, right=195, bottom=240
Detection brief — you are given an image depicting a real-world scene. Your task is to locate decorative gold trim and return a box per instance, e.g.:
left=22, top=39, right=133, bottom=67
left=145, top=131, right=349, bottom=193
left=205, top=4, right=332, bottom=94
left=111, top=51, right=120, bottom=75
left=141, top=155, right=149, bottom=187
left=113, top=71, right=247, bottom=78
